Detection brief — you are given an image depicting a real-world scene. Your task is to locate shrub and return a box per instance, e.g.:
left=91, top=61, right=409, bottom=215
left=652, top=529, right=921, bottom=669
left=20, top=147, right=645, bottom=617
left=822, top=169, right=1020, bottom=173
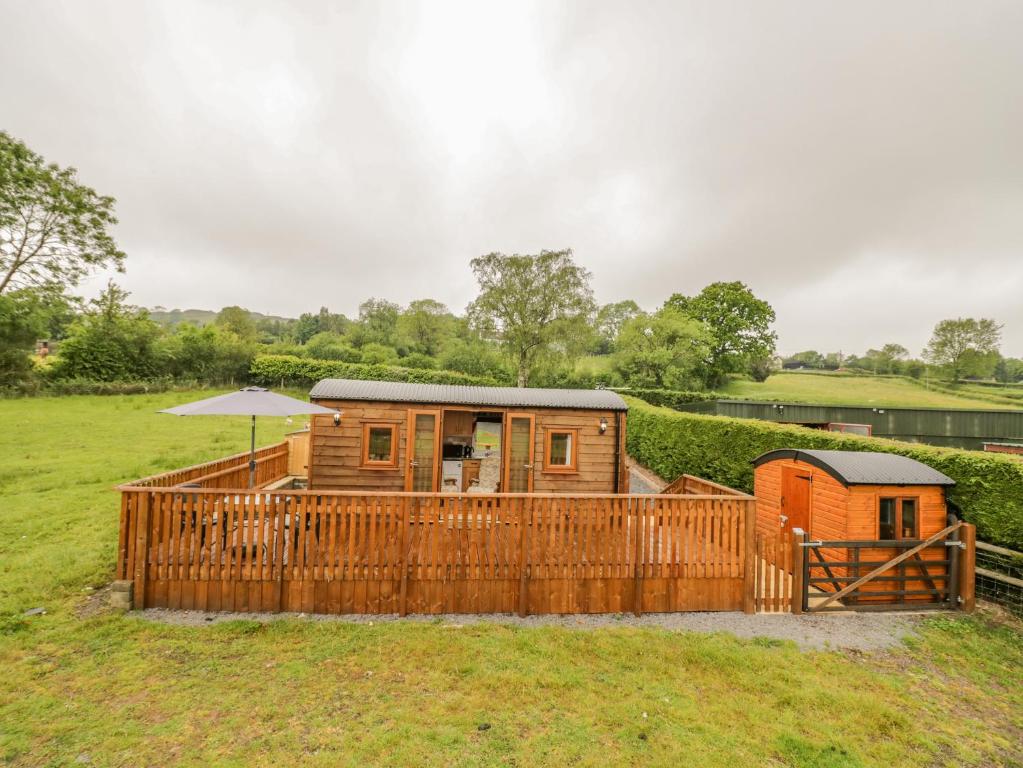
left=398, top=352, right=436, bottom=370
left=624, top=396, right=1023, bottom=549
left=614, top=387, right=720, bottom=410
left=250, top=355, right=501, bottom=388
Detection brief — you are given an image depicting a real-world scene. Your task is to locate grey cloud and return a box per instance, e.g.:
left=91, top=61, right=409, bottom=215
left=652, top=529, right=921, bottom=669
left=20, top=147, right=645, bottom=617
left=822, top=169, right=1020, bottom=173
left=1, top=0, right=1020, bottom=353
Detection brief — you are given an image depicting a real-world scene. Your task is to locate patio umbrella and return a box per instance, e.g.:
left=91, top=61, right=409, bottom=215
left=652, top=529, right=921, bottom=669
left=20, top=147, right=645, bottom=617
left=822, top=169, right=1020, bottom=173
left=159, top=386, right=338, bottom=487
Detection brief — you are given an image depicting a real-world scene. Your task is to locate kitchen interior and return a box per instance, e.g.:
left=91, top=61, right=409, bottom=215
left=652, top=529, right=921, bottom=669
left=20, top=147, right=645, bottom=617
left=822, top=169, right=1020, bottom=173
left=440, top=410, right=504, bottom=493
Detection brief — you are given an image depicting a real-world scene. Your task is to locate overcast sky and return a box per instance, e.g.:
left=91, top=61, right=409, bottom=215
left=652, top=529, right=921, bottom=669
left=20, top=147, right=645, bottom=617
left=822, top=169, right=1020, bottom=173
left=2, top=1, right=1021, bottom=355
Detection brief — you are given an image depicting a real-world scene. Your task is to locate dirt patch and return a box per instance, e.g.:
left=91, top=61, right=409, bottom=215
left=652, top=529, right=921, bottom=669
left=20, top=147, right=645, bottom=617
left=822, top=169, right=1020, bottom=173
left=74, top=584, right=117, bottom=619
left=136, top=608, right=924, bottom=651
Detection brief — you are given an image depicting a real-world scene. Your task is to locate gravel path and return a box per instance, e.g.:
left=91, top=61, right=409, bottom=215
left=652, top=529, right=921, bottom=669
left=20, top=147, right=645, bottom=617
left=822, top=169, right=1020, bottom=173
left=138, top=608, right=922, bottom=651
left=628, top=460, right=667, bottom=494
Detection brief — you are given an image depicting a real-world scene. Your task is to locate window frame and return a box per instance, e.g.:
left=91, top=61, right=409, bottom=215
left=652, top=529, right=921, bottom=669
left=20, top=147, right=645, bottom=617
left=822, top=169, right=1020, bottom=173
left=360, top=422, right=399, bottom=469
left=543, top=428, right=579, bottom=473
left=877, top=496, right=920, bottom=541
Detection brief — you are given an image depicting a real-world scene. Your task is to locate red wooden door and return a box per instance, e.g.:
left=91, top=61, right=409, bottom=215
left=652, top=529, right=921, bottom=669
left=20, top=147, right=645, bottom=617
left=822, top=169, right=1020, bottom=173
left=780, top=466, right=811, bottom=533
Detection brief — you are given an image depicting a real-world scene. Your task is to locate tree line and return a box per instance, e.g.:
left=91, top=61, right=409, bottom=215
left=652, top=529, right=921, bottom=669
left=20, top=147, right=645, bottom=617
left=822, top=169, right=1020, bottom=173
left=783, top=318, right=1021, bottom=383
left=2, top=129, right=1019, bottom=394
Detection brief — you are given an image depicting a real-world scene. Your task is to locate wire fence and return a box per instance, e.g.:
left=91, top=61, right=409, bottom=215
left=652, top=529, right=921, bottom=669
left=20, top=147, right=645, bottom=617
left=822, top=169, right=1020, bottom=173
left=976, top=541, right=1023, bottom=617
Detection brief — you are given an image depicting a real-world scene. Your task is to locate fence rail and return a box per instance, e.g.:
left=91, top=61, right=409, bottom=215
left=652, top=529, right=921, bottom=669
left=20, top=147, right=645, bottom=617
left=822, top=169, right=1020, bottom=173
left=125, top=441, right=291, bottom=489
left=976, top=540, right=1023, bottom=617
left=117, top=489, right=756, bottom=616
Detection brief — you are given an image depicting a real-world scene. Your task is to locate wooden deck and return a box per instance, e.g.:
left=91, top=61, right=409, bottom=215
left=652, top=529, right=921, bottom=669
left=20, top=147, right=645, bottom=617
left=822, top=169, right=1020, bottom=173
left=116, top=442, right=758, bottom=615
left=116, top=441, right=973, bottom=616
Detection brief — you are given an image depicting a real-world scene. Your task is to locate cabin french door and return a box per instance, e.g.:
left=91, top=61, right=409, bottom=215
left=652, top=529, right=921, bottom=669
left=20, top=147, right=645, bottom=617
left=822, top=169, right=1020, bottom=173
left=406, top=409, right=441, bottom=491
left=503, top=412, right=535, bottom=493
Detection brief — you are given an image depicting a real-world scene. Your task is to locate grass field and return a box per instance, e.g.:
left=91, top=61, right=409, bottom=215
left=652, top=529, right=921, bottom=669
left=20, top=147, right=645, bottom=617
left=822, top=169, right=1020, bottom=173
left=720, top=372, right=1019, bottom=410
left=2, top=392, right=1022, bottom=766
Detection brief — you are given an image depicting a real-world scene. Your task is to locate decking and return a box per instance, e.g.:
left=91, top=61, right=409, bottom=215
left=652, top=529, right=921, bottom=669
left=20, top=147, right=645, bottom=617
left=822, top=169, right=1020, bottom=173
left=117, top=440, right=758, bottom=615
left=115, top=440, right=975, bottom=616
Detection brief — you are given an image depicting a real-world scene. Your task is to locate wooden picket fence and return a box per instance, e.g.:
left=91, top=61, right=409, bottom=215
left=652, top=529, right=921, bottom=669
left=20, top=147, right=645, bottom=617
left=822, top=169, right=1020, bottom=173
left=125, top=441, right=290, bottom=489
left=753, top=531, right=795, bottom=613
left=117, top=488, right=757, bottom=615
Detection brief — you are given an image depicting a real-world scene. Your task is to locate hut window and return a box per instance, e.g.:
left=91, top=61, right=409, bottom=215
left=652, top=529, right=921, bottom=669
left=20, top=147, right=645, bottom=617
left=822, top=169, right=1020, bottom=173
left=879, top=497, right=918, bottom=540
left=544, top=428, right=578, bottom=472
left=361, top=423, right=398, bottom=467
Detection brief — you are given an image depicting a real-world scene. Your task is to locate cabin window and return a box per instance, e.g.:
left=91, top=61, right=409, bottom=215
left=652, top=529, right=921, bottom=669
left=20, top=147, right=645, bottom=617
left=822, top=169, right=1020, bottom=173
left=879, top=497, right=918, bottom=540
left=361, top=423, right=398, bottom=468
left=544, top=428, right=578, bottom=472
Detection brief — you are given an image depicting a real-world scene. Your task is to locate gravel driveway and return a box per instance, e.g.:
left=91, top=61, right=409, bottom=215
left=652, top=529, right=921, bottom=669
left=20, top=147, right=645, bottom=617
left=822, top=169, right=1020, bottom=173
left=138, top=608, right=922, bottom=652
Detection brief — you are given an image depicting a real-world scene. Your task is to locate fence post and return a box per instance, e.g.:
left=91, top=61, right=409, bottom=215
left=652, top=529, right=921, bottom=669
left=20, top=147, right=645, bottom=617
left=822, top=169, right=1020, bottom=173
left=518, top=498, right=530, bottom=617
left=791, top=529, right=804, bottom=615
left=132, top=491, right=151, bottom=610
left=958, top=523, right=976, bottom=613
left=633, top=499, right=644, bottom=617
left=743, top=500, right=756, bottom=614
left=399, top=497, right=410, bottom=617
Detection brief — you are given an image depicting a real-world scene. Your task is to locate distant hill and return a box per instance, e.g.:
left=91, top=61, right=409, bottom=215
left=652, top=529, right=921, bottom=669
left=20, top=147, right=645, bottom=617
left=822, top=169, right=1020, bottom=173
left=147, top=307, right=296, bottom=327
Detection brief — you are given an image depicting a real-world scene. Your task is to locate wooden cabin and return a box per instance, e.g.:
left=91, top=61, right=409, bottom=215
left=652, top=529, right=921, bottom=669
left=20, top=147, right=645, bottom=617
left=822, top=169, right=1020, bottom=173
left=306, top=379, right=629, bottom=494
left=753, top=449, right=956, bottom=602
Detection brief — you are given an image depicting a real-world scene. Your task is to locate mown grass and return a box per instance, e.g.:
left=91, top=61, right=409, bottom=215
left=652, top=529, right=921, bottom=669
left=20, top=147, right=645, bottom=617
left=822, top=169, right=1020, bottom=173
left=1, top=393, right=1021, bottom=766
left=720, top=372, right=1017, bottom=410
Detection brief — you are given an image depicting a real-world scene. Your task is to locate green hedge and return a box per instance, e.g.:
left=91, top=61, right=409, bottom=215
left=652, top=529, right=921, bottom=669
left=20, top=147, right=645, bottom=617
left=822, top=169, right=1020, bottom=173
left=624, top=396, right=1023, bottom=549
left=250, top=355, right=501, bottom=388
left=612, top=387, right=720, bottom=410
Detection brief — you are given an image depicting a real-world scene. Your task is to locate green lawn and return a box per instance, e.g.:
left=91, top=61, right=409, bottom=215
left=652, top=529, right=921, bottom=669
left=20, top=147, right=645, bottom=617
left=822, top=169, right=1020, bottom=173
left=1, top=393, right=1021, bottom=766
left=720, top=372, right=1019, bottom=410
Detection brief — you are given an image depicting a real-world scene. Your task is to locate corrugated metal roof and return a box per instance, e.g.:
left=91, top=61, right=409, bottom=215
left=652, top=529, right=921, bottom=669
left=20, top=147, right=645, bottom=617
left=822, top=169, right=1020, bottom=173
left=309, top=378, right=629, bottom=411
left=753, top=449, right=955, bottom=486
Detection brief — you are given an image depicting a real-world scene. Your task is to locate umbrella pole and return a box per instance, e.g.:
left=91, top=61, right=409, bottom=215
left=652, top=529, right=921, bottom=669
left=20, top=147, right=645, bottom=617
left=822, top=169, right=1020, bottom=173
left=249, top=414, right=256, bottom=488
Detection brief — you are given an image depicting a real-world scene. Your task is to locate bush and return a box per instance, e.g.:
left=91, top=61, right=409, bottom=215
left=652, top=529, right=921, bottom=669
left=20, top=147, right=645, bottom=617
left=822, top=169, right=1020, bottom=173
left=614, top=387, right=721, bottom=410
left=250, top=355, right=501, bottom=388
left=624, top=396, right=1023, bottom=549
left=398, top=352, right=436, bottom=370
left=38, top=377, right=186, bottom=396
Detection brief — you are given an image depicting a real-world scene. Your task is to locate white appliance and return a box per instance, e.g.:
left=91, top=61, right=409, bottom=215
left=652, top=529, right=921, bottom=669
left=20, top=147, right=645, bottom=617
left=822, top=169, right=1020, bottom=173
left=441, top=460, right=462, bottom=492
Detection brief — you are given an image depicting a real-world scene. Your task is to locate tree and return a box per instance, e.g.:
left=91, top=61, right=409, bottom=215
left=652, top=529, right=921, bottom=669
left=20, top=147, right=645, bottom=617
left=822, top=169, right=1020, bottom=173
left=397, top=299, right=457, bottom=356
left=437, top=338, right=511, bottom=382
left=350, top=298, right=400, bottom=348
left=304, top=331, right=362, bottom=362
left=467, top=250, right=595, bottom=387
left=53, top=281, right=161, bottom=381
left=665, top=281, right=777, bottom=388
left=993, top=357, right=1023, bottom=383
left=593, top=300, right=641, bottom=354
left=1, top=131, right=124, bottom=296
left=924, top=318, right=1002, bottom=381
left=215, top=306, right=258, bottom=341
left=0, top=290, right=46, bottom=388
left=613, top=307, right=713, bottom=389
left=158, top=323, right=255, bottom=383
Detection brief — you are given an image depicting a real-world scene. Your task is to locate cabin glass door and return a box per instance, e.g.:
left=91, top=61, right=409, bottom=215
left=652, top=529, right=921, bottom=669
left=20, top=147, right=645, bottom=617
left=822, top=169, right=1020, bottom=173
left=407, top=410, right=440, bottom=491
left=504, top=413, right=535, bottom=493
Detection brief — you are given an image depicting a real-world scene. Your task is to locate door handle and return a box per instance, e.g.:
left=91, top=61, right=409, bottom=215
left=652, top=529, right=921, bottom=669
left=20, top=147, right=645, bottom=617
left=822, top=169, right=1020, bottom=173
left=410, top=460, right=419, bottom=467
left=779, top=514, right=789, bottom=524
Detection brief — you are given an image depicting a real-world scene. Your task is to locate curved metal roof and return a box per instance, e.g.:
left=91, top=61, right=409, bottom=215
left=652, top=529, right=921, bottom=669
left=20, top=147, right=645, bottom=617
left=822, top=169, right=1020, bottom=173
left=310, top=378, right=629, bottom=411
left=752, top=449, right=955, bottom=487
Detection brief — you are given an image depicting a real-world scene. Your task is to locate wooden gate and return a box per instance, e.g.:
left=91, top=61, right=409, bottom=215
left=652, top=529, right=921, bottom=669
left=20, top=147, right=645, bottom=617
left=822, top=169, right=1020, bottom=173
left=796, top=522, right=974, bottom=613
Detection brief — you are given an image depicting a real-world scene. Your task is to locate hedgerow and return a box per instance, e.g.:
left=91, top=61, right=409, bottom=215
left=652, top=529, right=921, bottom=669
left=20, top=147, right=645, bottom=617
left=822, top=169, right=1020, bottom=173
left=250, top=355, right=501, bottom=388
left=612, top=387, right=721, bottom=410
left=624, top=396, right=1023, bottom=549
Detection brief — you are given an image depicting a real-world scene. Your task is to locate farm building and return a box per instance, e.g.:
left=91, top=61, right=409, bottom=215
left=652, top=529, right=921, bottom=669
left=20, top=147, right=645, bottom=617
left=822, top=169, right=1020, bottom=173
left=702, top=400, right=1023, bottom=450
left=305, top=378, right=629, bottom=494
left=753, top=449, right=957, bottom=604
